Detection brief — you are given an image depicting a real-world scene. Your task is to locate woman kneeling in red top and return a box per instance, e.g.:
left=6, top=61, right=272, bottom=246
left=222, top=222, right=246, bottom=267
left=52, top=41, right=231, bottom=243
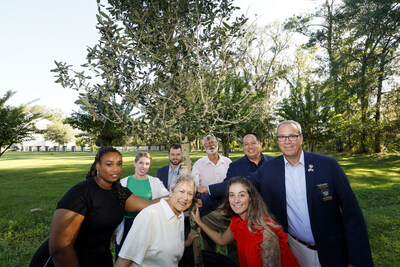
left=193, top=176, right=299, bottom=267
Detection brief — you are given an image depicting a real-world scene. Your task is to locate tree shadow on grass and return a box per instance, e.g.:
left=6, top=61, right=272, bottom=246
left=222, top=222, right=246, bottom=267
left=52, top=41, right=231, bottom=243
left=334, top=154, right=400, bottom=187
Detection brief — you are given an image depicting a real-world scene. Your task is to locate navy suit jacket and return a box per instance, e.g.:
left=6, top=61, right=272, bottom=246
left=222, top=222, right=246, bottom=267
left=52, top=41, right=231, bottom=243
left=156, top=165, right=169, bottom=189
left=202, top=153, right=273, bottom=211
left=246, top=152, right=373, bottom=266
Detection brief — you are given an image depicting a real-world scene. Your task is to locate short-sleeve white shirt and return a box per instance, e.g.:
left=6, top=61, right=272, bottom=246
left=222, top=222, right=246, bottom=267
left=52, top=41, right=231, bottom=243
left=191, top=154, right=232, bottom=186
left=118, top=198, right=185, bottom=267
left=116, top=175, right=170, bottom=245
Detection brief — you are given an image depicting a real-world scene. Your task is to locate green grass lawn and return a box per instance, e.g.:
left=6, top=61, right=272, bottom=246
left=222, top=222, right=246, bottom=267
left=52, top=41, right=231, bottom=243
left=0, top=150, right=399, bottom=266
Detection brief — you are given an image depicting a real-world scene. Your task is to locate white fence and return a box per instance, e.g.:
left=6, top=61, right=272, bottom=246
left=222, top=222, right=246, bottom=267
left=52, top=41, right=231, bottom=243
left=18, top=145, right=165, bottom=152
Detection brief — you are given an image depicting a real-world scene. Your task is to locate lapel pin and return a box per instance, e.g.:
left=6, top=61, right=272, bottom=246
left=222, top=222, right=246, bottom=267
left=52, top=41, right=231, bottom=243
left=308, top=164, right=314, bottom=172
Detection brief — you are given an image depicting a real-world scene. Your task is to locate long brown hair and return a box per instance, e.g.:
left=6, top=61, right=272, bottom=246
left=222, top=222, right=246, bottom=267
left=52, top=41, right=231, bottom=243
left=86, top=147, right=127, bottom=207
left=223, top=176, right=280, bottom=234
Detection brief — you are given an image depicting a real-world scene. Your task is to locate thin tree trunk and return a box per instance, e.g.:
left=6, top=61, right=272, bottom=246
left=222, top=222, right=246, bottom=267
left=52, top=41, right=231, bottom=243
left=180, top=133, right=202, bottom=265
left=221, top=142, right=230, bottom=157
left=190, top=205, right=203, bottom=267
left=180, top=134, right=192, bottom=171
left=374, top=57, right=384, bottom=153
left=359, top=56, right=369, bottom=154
left=326, top=0, right=343, bottom=152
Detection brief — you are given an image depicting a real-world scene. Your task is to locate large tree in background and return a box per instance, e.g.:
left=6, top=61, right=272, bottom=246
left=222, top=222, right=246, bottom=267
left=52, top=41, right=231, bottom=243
left=38, top=109, right=75, bottom=147
left=285, top=0, right=354, bottom=152
left=227, top=22, right=292, bottom=151
left=276, top=47, right=341, bottom=152
left=51, top=3, right=255, bottom=261
left=42, top=122, right=75, bottom=147
left=285, top=0, right=400, bottom=153
left=381, top=86, right=400, bottom=152
left=64, top=98, right=133, bottom=146
left=0, top=91, right=41, bottom=157
left=340, top=0, right=400, bottom=153
left=51, top=0, right=278, bottom=163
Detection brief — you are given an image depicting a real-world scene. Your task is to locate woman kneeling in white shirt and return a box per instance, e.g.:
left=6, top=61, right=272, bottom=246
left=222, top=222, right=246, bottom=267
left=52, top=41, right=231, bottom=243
left=115, top=172, right=198, bottom=267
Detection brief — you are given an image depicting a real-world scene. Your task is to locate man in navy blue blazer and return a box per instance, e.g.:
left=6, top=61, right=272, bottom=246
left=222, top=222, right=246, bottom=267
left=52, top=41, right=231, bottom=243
left=203, top=121, right=373, bottom=267
left=156, top=143, right=185, bottom=190
left=198, top=132, right=273, bottom=211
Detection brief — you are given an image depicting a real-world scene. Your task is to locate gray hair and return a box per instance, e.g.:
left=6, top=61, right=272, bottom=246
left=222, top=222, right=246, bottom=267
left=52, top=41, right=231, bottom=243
left=169, top=171, right=198, bottom=193
left=203, top=134, right=217, bottom=144
left=276, top=120, right=302, bottom=135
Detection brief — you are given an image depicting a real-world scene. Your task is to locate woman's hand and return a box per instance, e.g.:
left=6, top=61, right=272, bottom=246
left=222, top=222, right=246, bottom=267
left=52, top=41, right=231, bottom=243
left=194, top=198, right=202, bottom=208
left=191, top=206, right=202, bottom=225
left=191, top=207, right=234, bottom=246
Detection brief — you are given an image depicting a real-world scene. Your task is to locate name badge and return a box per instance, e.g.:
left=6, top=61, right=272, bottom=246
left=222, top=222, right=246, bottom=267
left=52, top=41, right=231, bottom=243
left=317, top=183, right=333, bottom=201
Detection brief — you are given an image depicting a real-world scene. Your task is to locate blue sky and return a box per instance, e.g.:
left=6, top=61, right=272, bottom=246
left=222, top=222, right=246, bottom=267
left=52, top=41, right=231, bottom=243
left=1, top=0, right=319, bottom=115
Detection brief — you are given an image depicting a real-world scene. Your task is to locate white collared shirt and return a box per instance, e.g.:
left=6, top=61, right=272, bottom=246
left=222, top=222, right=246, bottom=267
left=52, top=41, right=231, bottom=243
left=191, top=154, right=232, bottom=186
left=284, top=151, right=315, bottom=243
left=118, top=198, right=184, bottom=267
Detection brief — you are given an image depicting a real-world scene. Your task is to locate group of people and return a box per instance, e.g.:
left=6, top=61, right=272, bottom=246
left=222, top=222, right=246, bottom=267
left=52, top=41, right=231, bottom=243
left=29, top=120, right=374, bottom=267
left=195, top=121, right=373, bottom=267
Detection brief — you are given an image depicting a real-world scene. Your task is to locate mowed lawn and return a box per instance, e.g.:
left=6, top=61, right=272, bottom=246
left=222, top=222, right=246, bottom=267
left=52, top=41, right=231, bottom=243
left=0, top=150, right=399, bottom=266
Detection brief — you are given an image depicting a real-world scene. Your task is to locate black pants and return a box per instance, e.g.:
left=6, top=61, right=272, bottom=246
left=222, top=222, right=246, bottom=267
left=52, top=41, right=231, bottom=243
left=29, top=239, right=54, bottom=267
left=30, top=239, right=113, bottom=267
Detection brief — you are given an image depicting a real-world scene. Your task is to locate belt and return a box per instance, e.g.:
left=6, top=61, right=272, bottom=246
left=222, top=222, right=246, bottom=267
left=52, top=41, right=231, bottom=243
left=290, top=234, right=317, bottom=250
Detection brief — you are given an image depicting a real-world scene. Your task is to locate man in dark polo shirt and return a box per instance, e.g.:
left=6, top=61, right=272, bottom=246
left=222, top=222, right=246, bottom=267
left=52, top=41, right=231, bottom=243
left=198, top=132, right=273, bottom=211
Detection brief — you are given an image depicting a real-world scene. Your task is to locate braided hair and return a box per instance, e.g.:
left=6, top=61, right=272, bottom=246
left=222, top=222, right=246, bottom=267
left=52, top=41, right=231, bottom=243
left=86, top=146, right=127, bottom=207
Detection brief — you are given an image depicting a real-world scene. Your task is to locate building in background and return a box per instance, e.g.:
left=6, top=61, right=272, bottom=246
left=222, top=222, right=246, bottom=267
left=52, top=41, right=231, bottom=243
left=16, top=119, right=82, bottom=151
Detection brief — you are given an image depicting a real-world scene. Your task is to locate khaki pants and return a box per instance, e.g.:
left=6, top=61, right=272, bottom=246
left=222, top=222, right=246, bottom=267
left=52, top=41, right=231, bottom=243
left=288, top=234, right=321, bottom=267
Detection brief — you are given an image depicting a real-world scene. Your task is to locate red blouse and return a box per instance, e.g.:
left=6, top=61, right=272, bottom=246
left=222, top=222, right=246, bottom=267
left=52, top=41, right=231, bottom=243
left=230, top=216, right=300, bottom=267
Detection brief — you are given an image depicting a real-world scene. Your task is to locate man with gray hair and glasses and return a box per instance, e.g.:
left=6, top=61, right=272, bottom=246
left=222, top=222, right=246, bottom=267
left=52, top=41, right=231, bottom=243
left=201, top=120, right=373, bottom=267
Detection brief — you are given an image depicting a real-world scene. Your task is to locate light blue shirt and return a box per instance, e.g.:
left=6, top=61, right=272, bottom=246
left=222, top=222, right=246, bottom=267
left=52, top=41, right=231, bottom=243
left=284, top=151, right=315, bottom=243
left=167, top=164, right=180, bottom=189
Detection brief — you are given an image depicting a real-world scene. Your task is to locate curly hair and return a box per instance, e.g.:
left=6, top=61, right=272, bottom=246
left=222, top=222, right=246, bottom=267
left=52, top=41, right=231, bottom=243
left=86, top=146, right=127, bottom=207
left=223, top=176, right=281, bottom=234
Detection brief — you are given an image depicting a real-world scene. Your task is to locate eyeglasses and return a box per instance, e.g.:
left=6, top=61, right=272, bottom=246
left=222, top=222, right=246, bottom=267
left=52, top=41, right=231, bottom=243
left=277, top=134, right=301, bottom=142
left=204, top=140, right=217, bottom=146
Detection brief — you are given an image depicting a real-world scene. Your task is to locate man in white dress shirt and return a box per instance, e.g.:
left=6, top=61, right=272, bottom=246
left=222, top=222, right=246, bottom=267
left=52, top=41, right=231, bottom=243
left=191, top=134, right=235, bottom=260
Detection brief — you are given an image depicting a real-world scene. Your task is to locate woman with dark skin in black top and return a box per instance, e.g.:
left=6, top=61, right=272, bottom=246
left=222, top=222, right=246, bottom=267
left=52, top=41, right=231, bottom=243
left=30, top=147, right=156, bottom=267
